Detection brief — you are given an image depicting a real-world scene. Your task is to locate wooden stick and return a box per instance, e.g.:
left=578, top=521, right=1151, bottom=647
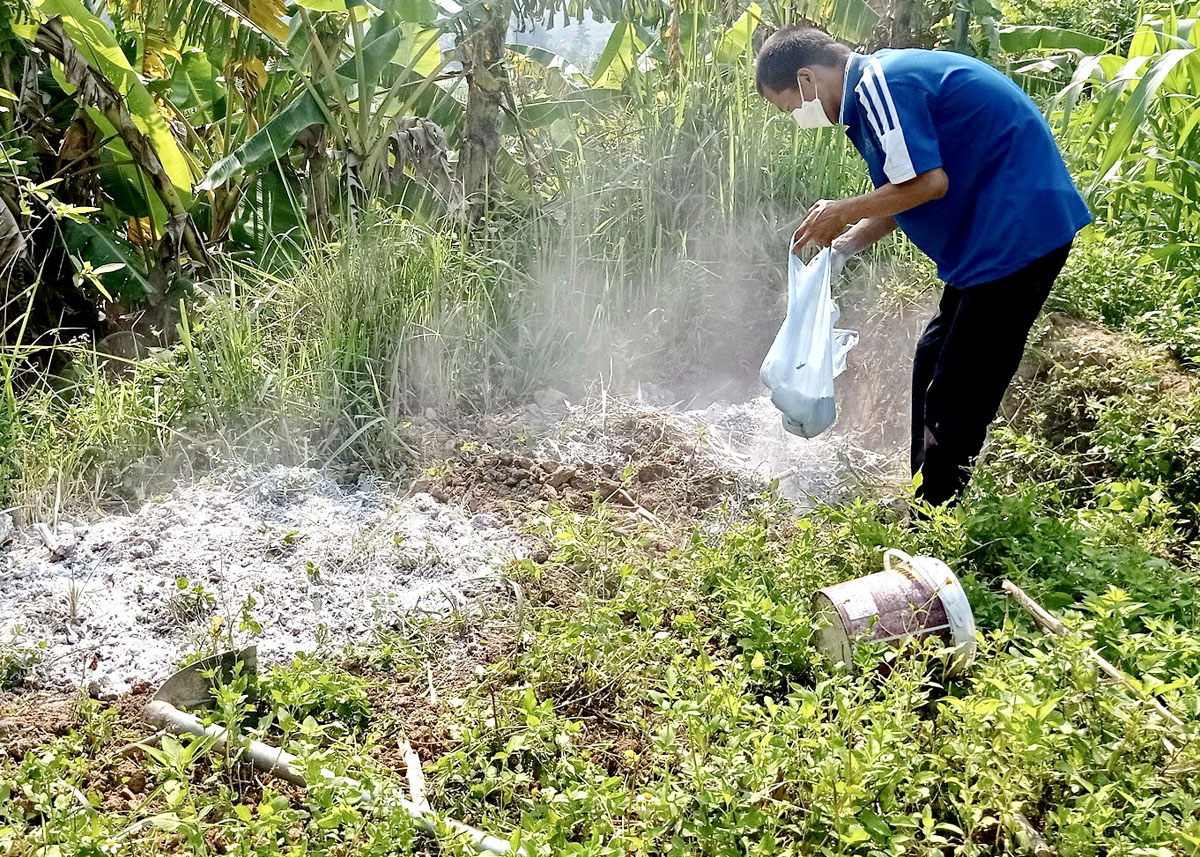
left=144, top=700, right=519, bottom=854
left=615, top=488, right=664, bottom=527
left=1008, top=811, right=1055, bottom=857
left=426, top=662, right=438, bottom=706
left=769, top=464, right=803, bottom=484
left=35, top=522, right=57, bottom=552
left=400, top=741, right=430, bottom=811
left=1002, top=580, right=1185, bottom=731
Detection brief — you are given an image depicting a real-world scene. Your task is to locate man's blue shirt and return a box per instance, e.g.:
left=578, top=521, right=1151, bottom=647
left=840, top=49, right=1093, bottom=288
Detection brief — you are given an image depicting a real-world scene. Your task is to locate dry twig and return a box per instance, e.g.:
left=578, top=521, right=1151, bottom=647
left=1002, top=580, right=1185, bottom=734
left=399, top=741, right=430, bottom=811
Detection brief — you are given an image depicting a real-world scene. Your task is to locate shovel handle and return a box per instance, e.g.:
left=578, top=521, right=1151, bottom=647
left=143, top=701, right=523, bottom=853
left=144, top=700, right=306, bottom=785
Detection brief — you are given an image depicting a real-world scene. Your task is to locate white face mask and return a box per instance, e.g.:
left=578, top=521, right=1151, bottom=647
left=791, top=79, right=832, bottom=129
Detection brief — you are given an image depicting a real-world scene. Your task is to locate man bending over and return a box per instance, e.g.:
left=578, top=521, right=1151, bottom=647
left=756, top=26, right=1091, bottom=506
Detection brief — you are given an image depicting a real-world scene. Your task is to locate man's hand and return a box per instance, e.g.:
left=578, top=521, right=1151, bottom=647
left=793, top=199, right=853, bottom=253
left=792, top=169, right=949, bottom=254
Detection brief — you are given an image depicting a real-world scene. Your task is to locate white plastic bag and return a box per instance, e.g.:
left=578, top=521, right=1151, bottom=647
left=759, top=248, right=859, bottom=438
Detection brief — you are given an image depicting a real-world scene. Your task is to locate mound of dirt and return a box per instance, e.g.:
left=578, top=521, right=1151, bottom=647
left=1033, top=313, right=1197, bottom=397
left=0, top=696, right=76, bottom=759
left=412, top=394, right=895, bottom=522
left=1004, top=313, right=1199, bottom=434
left=414, top=409, right=736, bottom=523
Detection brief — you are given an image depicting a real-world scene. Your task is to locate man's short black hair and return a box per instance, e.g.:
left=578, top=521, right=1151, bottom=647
left=755, top=26, right=850, bottom=94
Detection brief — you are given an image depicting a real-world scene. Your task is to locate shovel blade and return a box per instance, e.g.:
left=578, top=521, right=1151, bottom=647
left=153, top=647, right=257, bottom=709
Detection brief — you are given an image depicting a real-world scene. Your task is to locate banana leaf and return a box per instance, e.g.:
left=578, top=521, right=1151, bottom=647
left=383, top=0, right=440, bottom=22
left=168, top=50, right=221, bottom=124
left=195, top=93, right=327, bottom=191
left=790, top=0, right=878, bottom=45
left=592, top=21, right=647, bottom=89
left=90, top=112, right=172, bottom=226
left=998, top=25, right=1108, bottom=56
left=509, top=43, right=587, bottom=84
left=230, top=168, right=305, bottom=255
left=714, top=3, right=759, bottom=65
left=39, top=0, right=193, bottom=192
left=393, top=22, right=443, bottom=78
left=514, top=89, right=628, bottom=126
left=98, top=149, right=154, bottom=220
left=61, top=220, right=155, bottom=301
left=197, top=19, right=403, bottom=190
left=294, top=0, right=348, bottom=10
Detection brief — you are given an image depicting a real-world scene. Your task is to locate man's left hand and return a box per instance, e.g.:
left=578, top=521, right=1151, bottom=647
left=793, top=199, right=852, bottom=253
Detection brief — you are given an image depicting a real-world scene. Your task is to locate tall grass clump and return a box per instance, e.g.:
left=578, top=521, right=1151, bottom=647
left=495, top=56, right=867, bottom=391
left=0, top=216, right=515, bottom=515
left=263, top=214, right=511, bottom=419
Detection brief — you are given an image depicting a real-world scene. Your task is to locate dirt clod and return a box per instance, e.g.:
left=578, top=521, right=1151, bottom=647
left=546, top=467, right=575, bottom=489
left=638, top=463, right=673, bottom=483
left=1, top=697, right=76, bottom=758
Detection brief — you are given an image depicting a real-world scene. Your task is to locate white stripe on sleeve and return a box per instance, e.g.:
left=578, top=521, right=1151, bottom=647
left=867, top=58, right=902, bottom=129
left=858, top=58, right=918, bottom=184
left=856, top=67, right=888, bottom=138
left=857, top=65, right=892, bottom=132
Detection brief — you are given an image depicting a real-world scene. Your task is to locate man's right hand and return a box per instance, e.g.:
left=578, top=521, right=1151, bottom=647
left=792, top=198, right=855, bottom=252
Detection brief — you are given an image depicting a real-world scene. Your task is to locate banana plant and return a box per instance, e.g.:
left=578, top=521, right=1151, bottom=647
left=194, top=0, right=468, bottom=217
left=7, top=0, right=298, bottom=280
left=10, top=0, right=207, bottom=269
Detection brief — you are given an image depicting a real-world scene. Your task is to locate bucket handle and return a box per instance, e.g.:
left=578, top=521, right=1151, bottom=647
left=883, top=548, right=914, bottom=572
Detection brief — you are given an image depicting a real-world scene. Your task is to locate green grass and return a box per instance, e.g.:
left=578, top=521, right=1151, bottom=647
left=4, top=486, right=1199, bottom=856
left=0, top=217, right=497, bottom=515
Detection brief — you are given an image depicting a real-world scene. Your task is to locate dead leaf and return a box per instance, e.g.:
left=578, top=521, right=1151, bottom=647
left=58, top=111, right=101, bottom=169
left=128, top=216, right=156, bottom=247
left=0, top=198, right=26, bottom=272
left=248, top=0, right=289, bottom=43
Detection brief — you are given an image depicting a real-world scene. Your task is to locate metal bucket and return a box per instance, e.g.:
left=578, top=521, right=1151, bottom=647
left=812, top=549, right=976, bottom=676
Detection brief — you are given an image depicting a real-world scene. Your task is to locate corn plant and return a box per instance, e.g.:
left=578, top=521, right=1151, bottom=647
left=1051, top=5, right=1200, bottom=257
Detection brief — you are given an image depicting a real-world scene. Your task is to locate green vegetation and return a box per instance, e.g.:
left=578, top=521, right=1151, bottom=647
left=4, top=477, right=1200, bottom=854
left=1002, top=0, right=1146, bottom=42
left=434, top=498, right=1200, bottom=854
left=6, top=0, right=1200, bottom=854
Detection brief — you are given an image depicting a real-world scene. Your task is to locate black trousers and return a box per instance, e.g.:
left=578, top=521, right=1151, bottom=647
left=912, top=242, right=1072, bottom=506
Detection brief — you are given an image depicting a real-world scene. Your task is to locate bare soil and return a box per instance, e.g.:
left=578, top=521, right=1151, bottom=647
left=412, top=413, right=736, bottom=524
